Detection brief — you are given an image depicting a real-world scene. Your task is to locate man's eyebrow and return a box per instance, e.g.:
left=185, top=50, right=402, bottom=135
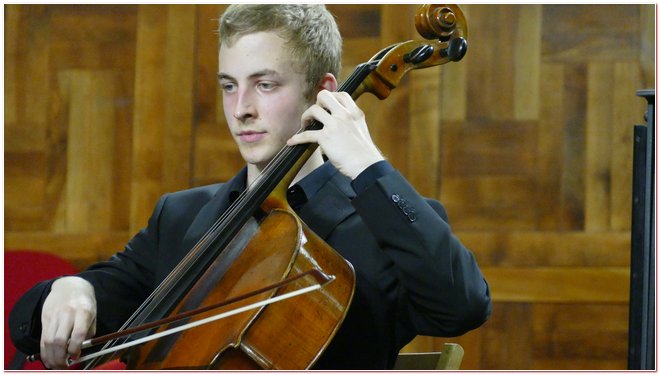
left=217, top=69, right=281, bottom=81
left=217, top=73, right=233, bottom=81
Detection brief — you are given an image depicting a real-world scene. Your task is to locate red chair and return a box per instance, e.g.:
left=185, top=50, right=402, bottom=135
left=5, top=250, right=79, bottom=370
left=93, top=359, right=127, bottom=370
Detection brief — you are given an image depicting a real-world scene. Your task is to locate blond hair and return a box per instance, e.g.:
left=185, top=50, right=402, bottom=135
left=219, top=4, right=342, bottom=97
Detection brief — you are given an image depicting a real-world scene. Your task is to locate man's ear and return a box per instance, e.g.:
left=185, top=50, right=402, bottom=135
left=318, top=73, right=338, bottom=92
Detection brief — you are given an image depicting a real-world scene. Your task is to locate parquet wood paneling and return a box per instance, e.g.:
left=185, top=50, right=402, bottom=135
left=461, top=231, right=630, bottom=267
left=5, top=4, right=655, bottom=370
left=531, top=303, right=629, bottom=369
left=537, top=63, right=565, bottom=230
left=57, top=71, right=117, bottom=232
left=513, top=5, right=541, bottom=120
left=130, top=5, right=197, bottom=233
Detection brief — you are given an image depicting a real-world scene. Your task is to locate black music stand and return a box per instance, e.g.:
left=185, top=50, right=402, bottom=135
left=628, top=89, right=655, bottom=370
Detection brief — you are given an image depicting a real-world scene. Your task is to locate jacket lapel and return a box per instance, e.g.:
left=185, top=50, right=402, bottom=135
left=180, top=168, right=247, bottom=252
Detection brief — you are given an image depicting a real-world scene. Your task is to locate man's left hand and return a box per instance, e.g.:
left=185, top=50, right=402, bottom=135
left=287, top=90, right=385, bottom=180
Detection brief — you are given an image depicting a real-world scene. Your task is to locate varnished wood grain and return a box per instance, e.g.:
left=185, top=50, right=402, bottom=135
left=537, top=63, right=564, bottom=230
left=585, top=63, right=614, bottom=231
left=409, top=67, right=441, bottom=197
left=483, top=266, right=629, bottom=303
left=513, top=5, right=541, bottom=120
left=459, top=231, right=630, bottom=267
left=4, top=4, right=654, bottom=370
left=58, top=71, right=117, bottom=232
left=130, top=5, right=197, bottom=233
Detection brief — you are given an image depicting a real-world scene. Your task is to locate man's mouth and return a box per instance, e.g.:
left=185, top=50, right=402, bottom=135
left=238, top=131, right=267, bottom=143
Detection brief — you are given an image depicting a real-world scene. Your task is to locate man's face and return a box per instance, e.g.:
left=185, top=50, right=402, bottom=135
left=218, top=32, right=310, bottom=172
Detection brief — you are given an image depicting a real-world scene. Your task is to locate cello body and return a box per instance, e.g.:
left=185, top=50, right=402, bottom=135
left=125, top=210, right=355, bottom=369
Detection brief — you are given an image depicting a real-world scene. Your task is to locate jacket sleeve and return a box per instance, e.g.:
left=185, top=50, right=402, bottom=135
left=76, top=194, right=168, bottom=336
left=8, top=279, right=56, bottom=355
left=351, top=166, right=491, bottom=338
left=8, top=194, right=169, bottom=355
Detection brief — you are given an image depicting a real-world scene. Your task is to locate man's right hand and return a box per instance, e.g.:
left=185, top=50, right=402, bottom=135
left=39, top=276, right=96, bottom=369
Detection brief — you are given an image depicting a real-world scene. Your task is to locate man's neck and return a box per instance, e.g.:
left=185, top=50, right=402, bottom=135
left=246, top=148, right=325, bottom=188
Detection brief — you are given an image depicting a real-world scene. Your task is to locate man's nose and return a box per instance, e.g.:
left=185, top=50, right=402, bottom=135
left=233, top=89, right=256, bottom=120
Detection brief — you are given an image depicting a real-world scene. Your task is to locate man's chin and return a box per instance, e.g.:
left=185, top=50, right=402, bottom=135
left=243, top=153, right=276, bottom=170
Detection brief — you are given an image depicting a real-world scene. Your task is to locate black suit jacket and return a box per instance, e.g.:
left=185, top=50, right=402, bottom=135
left=10, top=164, right=491, bottom=369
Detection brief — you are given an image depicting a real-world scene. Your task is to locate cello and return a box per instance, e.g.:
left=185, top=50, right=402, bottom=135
left=32, top=4, right=469, bottom=370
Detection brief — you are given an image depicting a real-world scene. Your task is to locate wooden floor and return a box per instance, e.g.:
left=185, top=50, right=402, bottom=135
left=5, top=4, right=655, bottom=369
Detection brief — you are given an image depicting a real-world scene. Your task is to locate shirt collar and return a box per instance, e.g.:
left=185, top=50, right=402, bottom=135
left=287, top=161, right=337, bottom=211
left=227, top=167, right=247, bottom=205
left=226, top=162, right=338, bottom=211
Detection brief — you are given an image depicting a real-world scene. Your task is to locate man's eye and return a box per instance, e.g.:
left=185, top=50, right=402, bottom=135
left=258, top=82, right=276, bottom=91
left=221, top=82, right=236, bottom=92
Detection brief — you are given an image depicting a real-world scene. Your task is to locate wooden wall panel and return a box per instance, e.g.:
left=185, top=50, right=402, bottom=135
left=130, top=5, right=196, bottom=232
left=193, top=4, right=243, bottom=187
left=4, top=4, right=655, bottom=370
left=57, top=71, right=117, bottom=232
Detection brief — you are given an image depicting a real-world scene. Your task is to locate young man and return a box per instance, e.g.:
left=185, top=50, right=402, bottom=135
left=10, top=5, right=491, bottom=369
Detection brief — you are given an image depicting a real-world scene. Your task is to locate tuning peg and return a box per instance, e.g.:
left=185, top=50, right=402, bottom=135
left=403, top=44, right=435, bottom=65
left=440, top=37, right=467, bottom=62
